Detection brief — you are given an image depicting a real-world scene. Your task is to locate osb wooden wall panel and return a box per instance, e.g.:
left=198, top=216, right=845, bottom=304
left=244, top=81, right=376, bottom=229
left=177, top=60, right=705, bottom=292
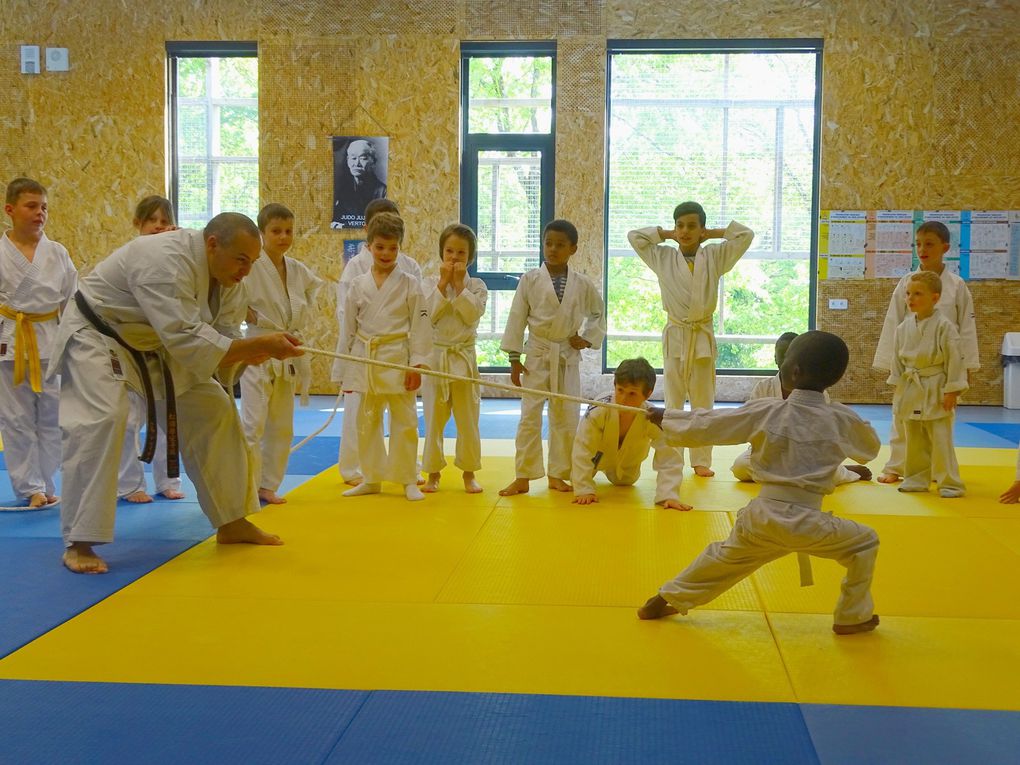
left=3, top=0, right=1019, bottom=397
left=818, top=280, right=1013, bottom=406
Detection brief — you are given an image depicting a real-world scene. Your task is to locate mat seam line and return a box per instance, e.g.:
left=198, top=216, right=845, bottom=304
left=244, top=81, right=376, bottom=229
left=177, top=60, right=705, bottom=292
left=318, top=689, right=373, bottom=763
left=430, top=494, right=503, bottom=604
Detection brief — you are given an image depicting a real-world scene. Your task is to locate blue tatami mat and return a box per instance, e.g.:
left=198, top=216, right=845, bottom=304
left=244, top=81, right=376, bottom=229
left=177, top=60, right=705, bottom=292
left=0, top=537, right=200, bottom=659
left=802, top=704, right=1020, bottom=765
left=968, top=422, right=1020, bottom=446
left=325, top=691, right=820, bottom=765
left=0, top=680, right=367, bottom=765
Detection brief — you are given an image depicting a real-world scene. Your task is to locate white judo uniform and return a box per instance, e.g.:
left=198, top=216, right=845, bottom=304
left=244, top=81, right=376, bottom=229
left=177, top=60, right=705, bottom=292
left=656, top=391, right=881, bottom=626
left=570, top=399, right=684, bottom=505
left=0, top=232, right=77, bottom=500
left=628, top=222, right=754, bottom=469
left=420, top=274, right=487, bottom=474
left=873, top=268, right=978, bottom=477
left=730, top=375, right=862, bottom=486
left=888, top=312, right=967, bottom=496
left=241, top=252, right=323, bottom=492
left=50, top=229, right=257, bottom=546
left=501, top=265, right=606, bottom=481
left=331, top=246, right=422, bottom=482
left=335, top=268, right=432, bottom=486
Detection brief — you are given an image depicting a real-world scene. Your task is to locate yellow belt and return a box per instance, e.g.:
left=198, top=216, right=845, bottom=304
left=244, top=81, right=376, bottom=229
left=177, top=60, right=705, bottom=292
left=0, top=303, right=59, bottom=393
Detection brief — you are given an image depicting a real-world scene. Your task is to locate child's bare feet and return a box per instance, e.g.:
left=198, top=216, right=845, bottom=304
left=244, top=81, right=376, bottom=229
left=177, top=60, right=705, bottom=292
left=125, top=490, right=153, bottom=504
left=344, top=482, right=381, bottom=497
left=499, top=478, right=530, bottom=496
left=463, top=472, right=482, bottom=493
left=846, top=465, right=873, bottom=481
left=45, top=494, right=59, bottom=505
left=62, top=543, right=109, bottom=574
left=877, top=472, right=900, bottom=484
left=832, top=614, right=880, bottom=635
left=548, top=477, right=572, bottom=492
left=693, top=465, right=715, bottom=477
left=159, top=489, right=185, bottom=500
left=258, top=488, right=287, bottom=504
left=216, top=517, right=283, bottom=545
left=405, top=484, right=425, bottom=501
left=637, top=594, right=679, bottom=620
left=422, top=472, right=441, bottom=493
left=28, top=492, right=47, bottom=509
left=344, top=476, right=364, bottom=487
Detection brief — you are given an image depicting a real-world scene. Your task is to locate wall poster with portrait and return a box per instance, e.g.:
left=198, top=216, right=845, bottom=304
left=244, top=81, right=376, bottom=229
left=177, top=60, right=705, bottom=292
left=331, top=136, right=389, bottom=229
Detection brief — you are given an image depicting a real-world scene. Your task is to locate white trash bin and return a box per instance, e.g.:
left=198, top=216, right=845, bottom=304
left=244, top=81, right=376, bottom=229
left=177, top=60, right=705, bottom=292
left=1003, top=333, right=1020, bottom=409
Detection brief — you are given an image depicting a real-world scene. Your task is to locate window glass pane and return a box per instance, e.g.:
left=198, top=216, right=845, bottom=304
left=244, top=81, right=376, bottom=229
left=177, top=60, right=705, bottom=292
left=173, top=53, right=258, bottom=228
left=218, top=105, right=259, bottom=156
left=475, top=150, right=542, bottom=275
left=607, top=50, right=816, bottom=371
left=177, top=104, right=206, bottom=157
left=177, top=58, right=207, bottom=98
left=475, top=291, right=516, bottom=368
left=214, top=57, right=258, bottom=99
left=178, top=162, right=209, bottom=222
left=216, top=162, right=260, bottom=220
left=468, top=57, right=552, bottom=134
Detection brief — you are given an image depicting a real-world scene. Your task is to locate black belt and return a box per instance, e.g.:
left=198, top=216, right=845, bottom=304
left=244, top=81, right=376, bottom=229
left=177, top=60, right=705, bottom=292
left=73, top=291, right=180, bottom=478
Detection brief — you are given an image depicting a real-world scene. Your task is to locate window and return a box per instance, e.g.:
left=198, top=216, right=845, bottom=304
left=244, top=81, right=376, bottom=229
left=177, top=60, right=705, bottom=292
left=167, top=42, right=259, bottom=229
left=605, top=41, right=822, bottom=372
left=461, top=43, right=555, bottom=370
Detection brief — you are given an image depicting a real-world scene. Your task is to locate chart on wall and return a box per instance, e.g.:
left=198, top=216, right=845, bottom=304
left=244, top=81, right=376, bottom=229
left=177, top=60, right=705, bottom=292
left=818, top=210, right=1020, bottom=280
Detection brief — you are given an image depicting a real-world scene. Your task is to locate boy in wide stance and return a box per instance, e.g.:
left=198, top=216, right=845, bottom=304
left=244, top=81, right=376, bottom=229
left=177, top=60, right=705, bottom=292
left=638, top=331, right=882, bottom=635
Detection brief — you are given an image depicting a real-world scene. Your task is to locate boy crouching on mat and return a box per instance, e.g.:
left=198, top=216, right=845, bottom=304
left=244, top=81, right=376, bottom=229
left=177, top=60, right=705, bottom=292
left=638, top=331, right=883, bottom=635
left=571, top=357, right=689, bottom=510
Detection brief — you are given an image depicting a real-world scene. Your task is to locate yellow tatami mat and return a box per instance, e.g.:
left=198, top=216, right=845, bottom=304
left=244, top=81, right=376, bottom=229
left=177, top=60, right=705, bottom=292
left=2, top=443, right=1020, bottom=711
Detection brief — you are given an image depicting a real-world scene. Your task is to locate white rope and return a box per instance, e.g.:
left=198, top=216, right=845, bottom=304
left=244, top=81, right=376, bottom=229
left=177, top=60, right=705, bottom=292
left=289, top=390, right=343, bottom=455
left=0, top=498, right=59, bottom=512
left=298, top=345, right=647, bottom=415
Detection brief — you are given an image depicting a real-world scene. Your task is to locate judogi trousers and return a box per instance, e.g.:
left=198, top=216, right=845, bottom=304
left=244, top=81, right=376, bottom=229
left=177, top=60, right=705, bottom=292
left=59, top=329, right=256, bottom=545
left=663, top=354, right=713, bottom=468
left=338, top=391, right=362, bottom=482
left=901, top=417, right=965, bottom=495
left=240, top=363, right=295, bottom=492
left=357, top=391, right=419, bottom=485
left=659, top=495, right=879, bottom=625
left=515, top=365, right=577, bottom=481
left=421, top=378, right=481, bottom=473
left=117, top=393, right=180, bottom=497
left=0, top=360, right=59, bottom=498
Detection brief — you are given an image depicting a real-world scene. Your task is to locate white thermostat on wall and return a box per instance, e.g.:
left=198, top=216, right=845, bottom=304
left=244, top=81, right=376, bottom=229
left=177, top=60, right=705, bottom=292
left=20, top=45, right=40, bottom=74
left=45, top=47, right=69, bottom=72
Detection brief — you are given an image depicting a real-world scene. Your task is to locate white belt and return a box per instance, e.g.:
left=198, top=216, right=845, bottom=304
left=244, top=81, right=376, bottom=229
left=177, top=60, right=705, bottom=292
left=356, top=331, right=407, bottom=393
left=527, top=334, right=575, bottom=396
left=758, top=483, right=825, bottom=588
left=667, top=314, right=714, bottom=363
left=434, top=339, right=478, bottom=402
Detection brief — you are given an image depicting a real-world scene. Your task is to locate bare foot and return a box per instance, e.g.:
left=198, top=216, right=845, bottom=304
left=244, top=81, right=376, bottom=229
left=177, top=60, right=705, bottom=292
left=258, top=488, right=288, bottom=505
left=832, top=614, right=880, bottom=635
left=344, top=482, right=381, bottom=497
left=637, top=594, right=679, bottom=620
left=45, top=494, right=59, bottom=505
left=417, top=475, right=426, bottom=486
left=216, top=518, right=283, bottom=545
left=62, top=543, right=109, bottom=574
left=159, top=489, right=186, bottom=500
left=877, top=472, right=901, bottom=484
left=846, top=465, right=873, bottom=481
left=422, top=472, right=441, bottom=493
left=125, top=490, right=153, bottom=504
left=548, top=477, right=572, bottom=492
left=344, top=476, right=364, bottom=487
left=29, top=492, right=47, bottom=509
left=693, top=465, right=715, bottom=477
left=405, top=484, right=425, bottom=502
left=499, top=478, right=530, bottom=496
left=463, top=472, right=483, bottom=494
